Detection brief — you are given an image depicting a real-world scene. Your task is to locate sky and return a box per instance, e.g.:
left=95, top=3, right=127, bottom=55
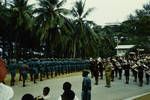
left=28, top=0, right=150, bottom=26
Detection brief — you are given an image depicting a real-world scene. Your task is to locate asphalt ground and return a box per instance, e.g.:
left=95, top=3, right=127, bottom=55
left=4, top=72, right=150, bottom=100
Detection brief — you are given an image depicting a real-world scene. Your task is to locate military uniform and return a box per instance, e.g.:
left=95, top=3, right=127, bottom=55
left=82, top=70, right=91, bottom=100
left=123, top=62, right=130, bottom=84
left=137, top=64, right=144, bottom=87
left=97, top=61, right=104, bottom=79
left=104, top=61, right=112, bottom=87
left=8, top=62, right=17, bottom=86
left=20, top=63, right=28, bottom=87
left=93, top=60, right=99, bottom=85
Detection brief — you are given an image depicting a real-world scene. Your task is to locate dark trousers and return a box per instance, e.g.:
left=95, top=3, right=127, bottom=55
left=99, top=69, right=103, bottom=79
left=138, top=77, right=143, bottom=86
left=82, top=91, right=91, bottom=100
left=111, top=70, right=114, bottom=81
left=10, top=75, right=15, bottom=86
left=125, top=75, right=129, bottom=84
left=118, top=69, right=122, bottom=79
left=146, top=74, right=149, bottom=84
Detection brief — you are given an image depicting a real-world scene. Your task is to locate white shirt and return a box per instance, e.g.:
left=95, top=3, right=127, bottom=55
left=58, top=95, right=79, bottom=100
left=0, top=83, right=14, bottom=100
left=42, top=94, right=50, bottom=100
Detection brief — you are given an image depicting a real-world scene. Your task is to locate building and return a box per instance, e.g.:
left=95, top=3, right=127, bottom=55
left=115, top=45, right=135, bottom=56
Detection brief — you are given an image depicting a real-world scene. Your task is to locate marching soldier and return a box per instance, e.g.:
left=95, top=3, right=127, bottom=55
left=89, top=58, right=94, bottom=78
left=93, top=59, right=99, bottom=85
left=20, top=61, right=29, bottom=87
left=32, top=61, right=39, bottom=83
left=104, top=59, right=112, bottom=88
left=110, top=58, right=115, bottom=81
left=132, top=62, right=138, bottom=82
left=137, top=61, right=144, bottom=87
left=8, top=60, right=17, bottom=86
left=97, top=57, right=104, bottom=79
left=124, top=60, right=130, bottom=84
left=39, top=61, right=45, bottom=81
left=144, top=64, right=150, bottom=85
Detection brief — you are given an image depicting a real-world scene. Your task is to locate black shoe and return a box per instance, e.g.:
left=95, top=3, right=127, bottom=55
left=105, top=85, right=111, bottom=88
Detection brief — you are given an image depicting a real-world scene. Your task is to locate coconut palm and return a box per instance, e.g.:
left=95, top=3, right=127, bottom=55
left=35, top=0, right=70, bottom=57
left=8, top=0, right=34, bottom=59
left=70, top=0, right=98, bottom=58
left=9, top=0, right=34, bottom=43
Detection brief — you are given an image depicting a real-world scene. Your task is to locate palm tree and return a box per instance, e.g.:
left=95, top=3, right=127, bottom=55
left=9, top=0, right=34, bottom=59
left=35, top=0, right=70, bottom=57
left=71, top=0, right=98, bottom=58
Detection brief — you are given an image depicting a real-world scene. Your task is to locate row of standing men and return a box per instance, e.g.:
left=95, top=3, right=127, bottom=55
left=90, top=56, right=150, bottom=87
left=7, top=59, right=89, bottom=87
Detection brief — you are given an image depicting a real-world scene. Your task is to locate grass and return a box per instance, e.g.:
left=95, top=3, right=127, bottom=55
left=134, top=94, right=150, bottom=100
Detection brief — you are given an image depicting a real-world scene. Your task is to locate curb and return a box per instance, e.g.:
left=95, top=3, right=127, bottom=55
left=124, top=92, right=150, bottom=100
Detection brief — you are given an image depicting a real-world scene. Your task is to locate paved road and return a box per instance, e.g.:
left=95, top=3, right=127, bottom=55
left=12, top=72, right=150, bottom=100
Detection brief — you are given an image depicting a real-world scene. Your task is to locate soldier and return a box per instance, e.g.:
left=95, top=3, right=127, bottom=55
left=112, top=58, right=118, bottom=78
left=89, top=58, right=94, bottom=78
left=104, top=59, right=112, bottom=88
left=93, top=59, right=99, bottom=85
left=32, top=61, right=39, bottom=83
left=110, top=59, right=115, bottom=82
left=137, top=61, right=144, bottom=87
left=97, top=57, right=104, bottom=79
left=8, top=60, right=17, bottom=86
left=132, top=62, right=138, bottom=82
left=20, top=61, right=29, bottom=87
left=123, top=60, right=130, bottom=84
left=45, top=61, right=49, bottom=79
left=81, top=70, right=91, bottom=100
left=116, top=61, right=122, bottom=80
left=144, top=64, right=150, bottom=85
left=39, top=61, right=45, bottom=81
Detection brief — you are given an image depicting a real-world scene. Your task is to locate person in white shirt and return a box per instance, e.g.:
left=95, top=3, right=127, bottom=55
left=35, top=87, right=50, bottom=100
left=0, top=58, right=14, bottom=100
left=58, top=82, right=79, bottom=100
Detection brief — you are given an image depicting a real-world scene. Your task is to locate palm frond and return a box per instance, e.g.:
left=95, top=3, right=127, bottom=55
left=82, top=7, right=94, bottom=18
left=57, top=0, right=67, bottom=8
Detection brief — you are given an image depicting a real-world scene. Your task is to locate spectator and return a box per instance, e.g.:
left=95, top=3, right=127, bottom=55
left=35, top=87, right=50, bottom=100
left=22, top=93, right=34, bottom=100
left=58, top=82, right=79, bottom=100
left=0, top=58, right=14, bottom=100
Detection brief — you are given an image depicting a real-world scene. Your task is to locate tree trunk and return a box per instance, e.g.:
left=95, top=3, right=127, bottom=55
left=73, top=40, right=76, bottom=58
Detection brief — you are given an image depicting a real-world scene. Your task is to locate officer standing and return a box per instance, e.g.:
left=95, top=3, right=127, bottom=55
left=104, top=59, right=112, bottom=88
left=82, top=70, right=91, bottom=100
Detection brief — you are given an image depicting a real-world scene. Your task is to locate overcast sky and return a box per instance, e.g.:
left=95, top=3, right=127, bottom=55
left=28, top=0, right=150, bottom=25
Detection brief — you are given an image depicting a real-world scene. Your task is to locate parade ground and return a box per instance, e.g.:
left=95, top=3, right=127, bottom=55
left=11, top=72, right=150, bottom=100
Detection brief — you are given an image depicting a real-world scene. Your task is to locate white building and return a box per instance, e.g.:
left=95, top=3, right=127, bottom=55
left=115, top=45, right=135, bottom=56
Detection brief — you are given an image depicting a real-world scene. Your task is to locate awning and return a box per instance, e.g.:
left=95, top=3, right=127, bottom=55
left=115, top=45, right=135, bottom=49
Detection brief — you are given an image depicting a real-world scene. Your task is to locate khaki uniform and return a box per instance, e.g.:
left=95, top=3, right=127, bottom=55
left=105, top=62, right=112, bottom=87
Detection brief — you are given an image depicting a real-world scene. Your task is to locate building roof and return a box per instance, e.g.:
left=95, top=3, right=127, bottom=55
left=115, top=45, right=135, bottom=49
